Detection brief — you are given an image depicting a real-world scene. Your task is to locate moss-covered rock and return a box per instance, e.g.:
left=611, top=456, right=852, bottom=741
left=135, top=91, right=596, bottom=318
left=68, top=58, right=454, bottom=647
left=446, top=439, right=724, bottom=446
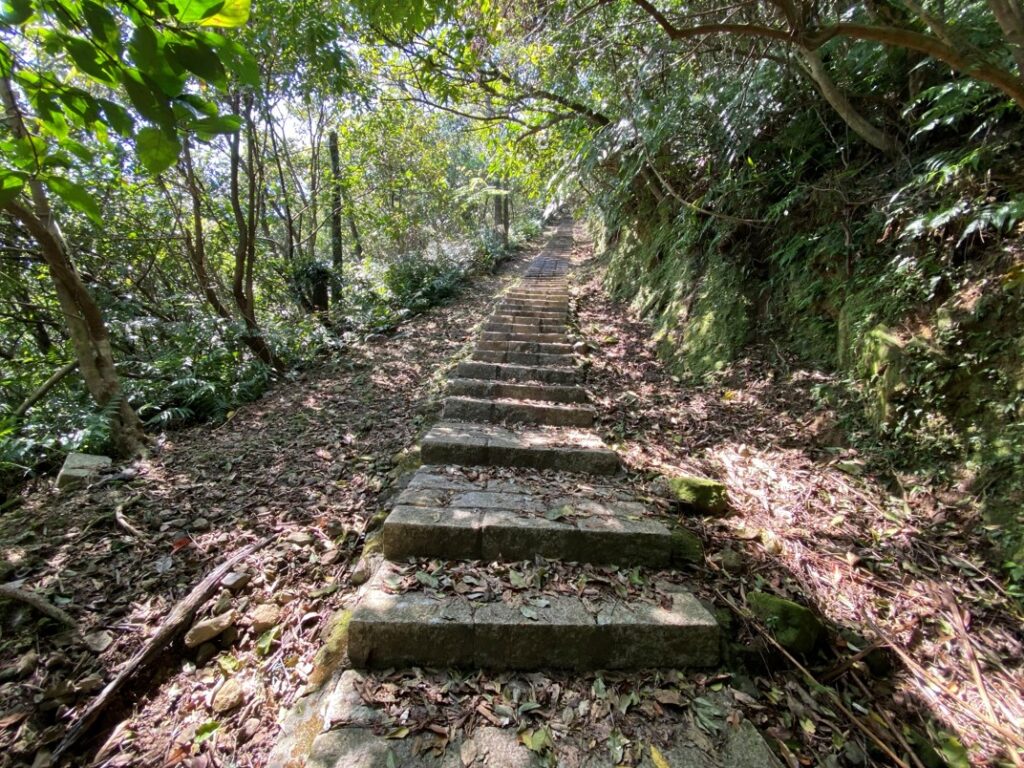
left=664, top=474, right=729, bottom=516
left=306, top=609, right=352, bottom=692
left=670, top=527, right=704, bottom=564
left=746, top=591, right=824, bottom=655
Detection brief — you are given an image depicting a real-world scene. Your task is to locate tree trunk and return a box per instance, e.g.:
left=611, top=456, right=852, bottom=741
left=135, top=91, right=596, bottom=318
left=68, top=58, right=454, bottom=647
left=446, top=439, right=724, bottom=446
left=988, top=0, right=1024, bottom=78
left=329, top=130, right=343, bottom=307
left=800, top=47, right=899, bottom=153
left=1, top=74, right=145, bottom=457
left=229, top=94, right=283, bottom=371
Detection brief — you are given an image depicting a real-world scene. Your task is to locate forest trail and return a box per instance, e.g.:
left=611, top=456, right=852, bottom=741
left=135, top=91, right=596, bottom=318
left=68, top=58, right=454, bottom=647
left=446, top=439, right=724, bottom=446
left=268, top=222, right=780, bottom=767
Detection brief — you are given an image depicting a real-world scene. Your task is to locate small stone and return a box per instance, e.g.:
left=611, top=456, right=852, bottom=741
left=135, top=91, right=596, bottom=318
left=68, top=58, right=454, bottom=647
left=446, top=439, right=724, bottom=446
left=0, top=650, right=38, bottom=682
left=218, top=626, right=240, bottom=647
left=325, top=520, right=346, bottom=538
left=74, top=674, right=104, bottom=693
left=276, top=591, right=296, bottom=605
left=56, top=453, right=111, bottom=490
left=240, top=717, right=261, bottom=744
left=212, top=677, right=245, bottom=713
left=212, top=589, right=232, bottom=615
left=285, top=530, right=315, bottom=547
left=321, top=549, right=341, bottom=565
left=747, top=592, right=824, bottom=656
left=661, top=474, right=729, bottom=516
left=83, top=630, right=115, bottom=654
left=250, top=603, right=281, bottom=635
left=184, top=610, right=236, bottom=648
left=222, top=571, right=251, bottom=592
left=192, top=517, right=211, bottom=531
left=719, top=547, right=744, bottom=574
left=196, top=642, right=218, bottom=666
left=350, top=558, right=372, bottom=586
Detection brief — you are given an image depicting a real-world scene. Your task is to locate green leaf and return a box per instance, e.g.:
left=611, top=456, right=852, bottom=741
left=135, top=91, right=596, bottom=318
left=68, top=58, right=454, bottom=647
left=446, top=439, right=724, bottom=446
left=194, top=720, right=220, bottom=744
left=121, top=71, right=175, bottom=130
left=135, top=126, right=181, bottom=174
left=167, top=39, right=226, bottom=85
left=62, top=36, right=115, bottom=84
left=98, top=99, right=135, bottom=136
left=0, top=172, right=25, bottom=205
left=189, top=114, right=241, bottom=136
left=82, top=1, right=118, bottom=47
left=46, top=176, right=101, bottom=224
left=255, top=626, right=279, bottom=657
left=199, top=0, right=250, bottom=27
left=0, top=0, right=32, bottom=25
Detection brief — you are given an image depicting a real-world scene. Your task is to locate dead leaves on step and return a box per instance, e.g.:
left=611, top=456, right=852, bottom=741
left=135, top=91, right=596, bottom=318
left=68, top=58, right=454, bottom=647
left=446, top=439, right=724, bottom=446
left=348, top=666, right=755, bottom=767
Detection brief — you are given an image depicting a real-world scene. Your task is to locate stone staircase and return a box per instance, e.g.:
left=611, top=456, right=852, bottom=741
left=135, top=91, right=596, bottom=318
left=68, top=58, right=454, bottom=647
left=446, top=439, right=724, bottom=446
left=346, top=222, right=720, bottom=671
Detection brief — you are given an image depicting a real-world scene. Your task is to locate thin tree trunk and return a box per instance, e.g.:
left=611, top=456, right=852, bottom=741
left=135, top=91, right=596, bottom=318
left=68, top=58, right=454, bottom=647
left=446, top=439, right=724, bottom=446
left=800, top=48, right=899, bottom=153
left=0, top=74, right=145, bottom=457
left=181, top=140, right=232, bottom=320
left=988, top=0, right=1024, bottom=78
left=329, top=129, right=343, bottom=307
left=229, top=95, right=283, bottom=371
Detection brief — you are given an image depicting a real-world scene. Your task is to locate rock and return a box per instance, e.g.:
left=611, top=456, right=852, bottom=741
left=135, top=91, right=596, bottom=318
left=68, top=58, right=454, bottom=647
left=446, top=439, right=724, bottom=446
left=662, top=474, right=729, bottom=516
left=746, top=592, right=824, bottom=655
left=218, top=625, right=240, bottom=647
left=83, top=630, right=115, bottom=654
left=321, top=549, right=341, bottom=565
left=325, top=520, right=346, bottom=538
left=572, top=340, right=591, bottom=355
left=285, top=530, right=315, bottom=547
left=212, top=677, right=245, bottom=713
left=670, top=527, right=704, bottom=564
left=350, top=557, right=372, bottom=586
left=212, top=589, right=232, bottom=615
left=196, top=642, right=218, bottom=666
left=0, top=650, right=38, bottom=682
left=192, top=517, right=211, bottom=531
left=240, top=717, right=261, bottom=744
left=307, top=609, right=353, bottom=691
left=222, top=571, right=251, bottom=592
left=56, top=453, right=111, bottom=490
left=184, top=610, right=236, bottom=648
left=250, top=603, right=281, bottom=635
left=719, top=547, right=744, bottom=573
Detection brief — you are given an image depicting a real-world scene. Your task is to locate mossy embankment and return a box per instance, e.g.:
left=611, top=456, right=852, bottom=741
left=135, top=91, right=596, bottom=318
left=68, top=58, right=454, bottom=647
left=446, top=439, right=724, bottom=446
left=594, top=155, right=1024, bottom=566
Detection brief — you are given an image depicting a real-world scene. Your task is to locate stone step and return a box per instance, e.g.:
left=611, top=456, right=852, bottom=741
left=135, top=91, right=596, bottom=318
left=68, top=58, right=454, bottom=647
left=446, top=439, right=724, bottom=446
left=472, top=349, right=574, bottom=367
left=493, top=308, right=568, bottom=320
left=498, top=299, right=567, bottom=309
left=447, top=377, right=587, bottom=403
left=421, top=421, right=619, bottom=474
left=480, top=331, right=567, bottom=344
left=454, top=361, right=577, bottom=385
left=483, top=322, right=569, bottom=335
left=476, top=340, right=573, bottom=355
left=348, top=564, right=719, bottom=670
left=495, top=303, right=569, bottom=313
left=441, top=395, right=595, bottom=427
left=505, top=291, right=567, bottom=300
left=384, top=469, right=671, bottom=565
left=490, top=312, right=567, bottom=323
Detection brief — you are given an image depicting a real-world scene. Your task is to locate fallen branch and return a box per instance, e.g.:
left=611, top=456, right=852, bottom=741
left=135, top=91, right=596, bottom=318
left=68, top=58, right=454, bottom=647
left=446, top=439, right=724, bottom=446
left=865, top=616, right=1024, bottom=758
left=716, top=590, right=913, bottom=768
left=113, top=493, right=145, bottom=539
left=13, top=360, right=78, bottom=419
left=0, top=583, right=77, bottom=628
left=52, top=535, right=274, bottom=761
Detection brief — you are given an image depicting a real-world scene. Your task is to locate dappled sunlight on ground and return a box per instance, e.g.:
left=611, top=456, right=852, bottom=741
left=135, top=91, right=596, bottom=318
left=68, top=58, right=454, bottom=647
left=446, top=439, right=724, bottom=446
left=576, top=254, right=1023, bottom=766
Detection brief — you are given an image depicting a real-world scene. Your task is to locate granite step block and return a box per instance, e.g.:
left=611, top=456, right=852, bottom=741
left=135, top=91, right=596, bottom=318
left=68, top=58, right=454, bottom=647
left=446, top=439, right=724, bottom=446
left=480, top=331, right=568, bottom=344
left=471, top=350, right=574, bottom=367
left=348, top=566, right=719, bottom=670
left=476, top=340, right=573, bottom=355
left=441, top=395, right=595, bottom=427
left=420, top=421, right=619, bottom=474
left=446, top=378, right=587, bottom=403
left=453, top=362, right=578, bottom=385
